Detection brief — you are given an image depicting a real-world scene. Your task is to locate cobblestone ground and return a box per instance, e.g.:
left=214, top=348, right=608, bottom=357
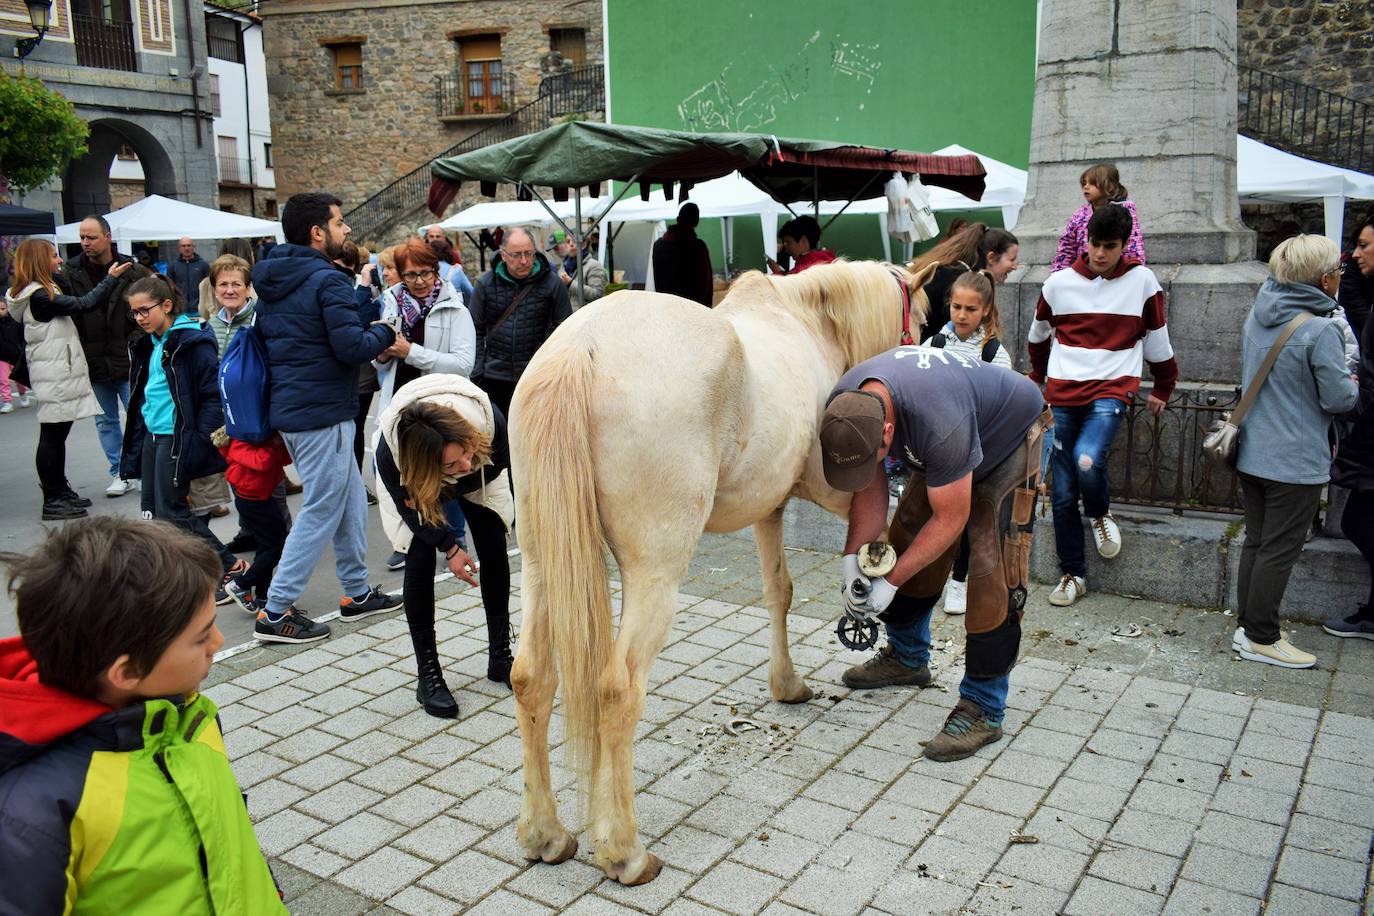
left=204, top=532, right=1374, bottom=915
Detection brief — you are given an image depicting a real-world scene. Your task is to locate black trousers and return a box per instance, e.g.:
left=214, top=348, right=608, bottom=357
left=477, top=377, right=516, bottom=425
left=233, top=492, right=290, bottom=596
left=951, top=530, right=972, bottom=583
left=141, top=434, right=237, bottom=572
left=1342, top=489, right=1374, bottom=611
left=1237, top=472, right=1323, bottom=645
left=354, top=391, right=374, bottom=471
left=404, top=496, right=510, bottom=653
left=36, top=421, right=74, bottom=500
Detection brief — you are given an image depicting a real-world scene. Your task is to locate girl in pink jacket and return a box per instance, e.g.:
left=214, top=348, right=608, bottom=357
left=1052, top=163, right=1147, bottom=271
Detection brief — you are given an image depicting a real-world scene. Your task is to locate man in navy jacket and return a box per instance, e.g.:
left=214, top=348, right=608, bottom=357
left=249, top=192, right=401, bottom=644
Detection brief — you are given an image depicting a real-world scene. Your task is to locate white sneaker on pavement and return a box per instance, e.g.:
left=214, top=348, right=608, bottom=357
left=17, top=392, right=32, bottom=408
left=1232, top=628, right=1316, bottom=669
left=1048, top=574, right=1087, bottom=607
left=0, top=402, right=11, bottom=414
left=105, top=477, right=136, bottom=497
left=944, top=578, right=967, bottom=615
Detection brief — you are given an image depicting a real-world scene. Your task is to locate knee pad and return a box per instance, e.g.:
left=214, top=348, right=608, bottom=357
left=965, top=609, right=1022, bottom=679
left=880, top=591, right=939, bottom=629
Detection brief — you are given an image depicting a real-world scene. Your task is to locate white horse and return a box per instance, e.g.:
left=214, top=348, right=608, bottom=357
left=508, top=259, right=934, bottom=885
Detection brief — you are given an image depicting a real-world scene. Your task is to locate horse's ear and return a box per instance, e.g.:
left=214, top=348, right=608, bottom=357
left=908, top=262, right=939, bottom=291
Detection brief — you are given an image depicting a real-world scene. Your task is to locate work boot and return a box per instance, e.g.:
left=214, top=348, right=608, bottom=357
left=841, top=644, right=932, bottom=690
left=486, top=606, right=513, bottom=686
left=412, top=631, right=458, bottom=718
left=923, top=697, right=1003, bottom=762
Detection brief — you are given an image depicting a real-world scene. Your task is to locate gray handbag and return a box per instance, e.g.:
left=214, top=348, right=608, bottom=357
left=1203, top=312, right=1312, bottom=468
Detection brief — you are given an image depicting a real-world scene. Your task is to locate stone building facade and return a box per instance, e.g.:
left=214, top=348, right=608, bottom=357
left=0, top=0, right=217, bottom=221
left=1237, top=0, right=1373, bottom=102
left=260, top=0, right=602, bottom=212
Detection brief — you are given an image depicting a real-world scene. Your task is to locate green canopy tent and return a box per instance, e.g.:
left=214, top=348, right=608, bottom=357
left=426, top=121, right=986, bottom=303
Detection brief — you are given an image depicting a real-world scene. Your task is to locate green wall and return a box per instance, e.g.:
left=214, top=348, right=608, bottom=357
left=605, top=1, right=1038, bottom=264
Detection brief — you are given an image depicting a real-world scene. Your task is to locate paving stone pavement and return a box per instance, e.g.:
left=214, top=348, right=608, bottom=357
left=205, top=532, right=1374, bottom=915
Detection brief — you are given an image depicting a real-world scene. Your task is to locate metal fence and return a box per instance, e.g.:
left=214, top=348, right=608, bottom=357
left=72, top=14, right=137, bottom=72
left=218, top=156, right=252, bottom=184
left=1238, top=66, right=1374, bottom=175
left=538, top=65, right=605, bottom=120
left=1104, top=387, right=1243, bottom=515
left=433, top=76, right=516, bottom=118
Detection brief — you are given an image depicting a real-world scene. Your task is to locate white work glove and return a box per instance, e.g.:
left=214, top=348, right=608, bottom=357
left=860, top=576, right=898, bottom=616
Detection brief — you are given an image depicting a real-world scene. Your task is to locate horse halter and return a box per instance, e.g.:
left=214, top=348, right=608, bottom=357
left=889, top=269, right=916, bottom=346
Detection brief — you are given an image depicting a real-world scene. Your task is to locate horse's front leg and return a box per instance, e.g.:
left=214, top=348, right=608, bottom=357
left=512, top=562, right=577, bottom=865
left=754, top=508, right=814, bottom=703
left=589, top=574, right=676, bottom=884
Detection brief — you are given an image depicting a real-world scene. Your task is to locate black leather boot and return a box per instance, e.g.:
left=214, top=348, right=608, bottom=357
left=486, top=607, right=513, bottom=686
left=412, top=632, right=458, bottom=718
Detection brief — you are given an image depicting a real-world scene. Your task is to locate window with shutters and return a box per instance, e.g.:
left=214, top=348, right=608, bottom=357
left=457, top=34, right=504, bottom=113
left=210, top=74, right=222, bottom=117
left=333, top=43, right=363, bottom=90
left=549, top=27, right=586, bottom=67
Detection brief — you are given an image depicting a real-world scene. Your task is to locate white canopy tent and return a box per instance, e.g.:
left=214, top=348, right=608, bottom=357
left=55, top=195, right=283, bottom=244
left=429, top=196, right=608, bottom=234
left=1236, top=135, right=1374, bottom=246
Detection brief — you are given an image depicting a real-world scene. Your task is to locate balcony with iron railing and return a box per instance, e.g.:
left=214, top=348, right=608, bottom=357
left=435, top=75, right=516, bottom=119
left=72, top=14, right=137, bottom=72
left=346, top=64, right=603, bottom=243
left=1238, top=66, right=1374, bottom=175
left=218, top=156, right=253, bottom=185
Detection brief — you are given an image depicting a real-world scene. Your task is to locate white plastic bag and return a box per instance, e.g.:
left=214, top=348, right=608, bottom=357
left=884, top=172, right=940, bottom=244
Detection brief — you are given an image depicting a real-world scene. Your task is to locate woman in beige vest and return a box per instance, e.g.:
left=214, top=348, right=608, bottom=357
left=5, top=239, right=130, bottom=520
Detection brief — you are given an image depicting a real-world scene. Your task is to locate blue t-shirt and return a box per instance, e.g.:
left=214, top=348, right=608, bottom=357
left=141, top=314, right=200, bottom=435
left=832, top=345, right=1044, bottom=487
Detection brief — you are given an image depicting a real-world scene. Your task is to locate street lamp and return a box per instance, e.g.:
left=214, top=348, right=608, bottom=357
left=16, top=0, right=53, bottom=61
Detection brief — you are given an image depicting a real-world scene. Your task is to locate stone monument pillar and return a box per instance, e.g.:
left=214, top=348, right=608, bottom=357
left=1013, top=0, right=1255, bottom=265
left=1006, top=0, right=1269, bottom=385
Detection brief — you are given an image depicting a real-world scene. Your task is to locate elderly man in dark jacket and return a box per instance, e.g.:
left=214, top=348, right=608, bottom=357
left=167, top=238, right=210, bottom=312
left=60, top=215, right=151, bottom=497
left=468, top=227, right=572, bottom=418
left=249, top=192, right=401, bottom=645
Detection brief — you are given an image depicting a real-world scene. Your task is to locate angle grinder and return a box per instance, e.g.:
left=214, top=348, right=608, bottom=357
left=836, top=541, right=897, bottom=651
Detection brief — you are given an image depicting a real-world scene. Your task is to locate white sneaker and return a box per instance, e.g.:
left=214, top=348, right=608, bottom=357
left=17, top=392, right=32, bottom=408
left=0, top=402, right=11, bottom=414
left=1048, top=574, right=1087, bottom=607
left=1091, top=513, right=1122, bottom=559
left=1232, top=628, right=1316, bottom=669
left=105, top=477, right=136, bottom=498
left=944, top=578, right=967, bottom=615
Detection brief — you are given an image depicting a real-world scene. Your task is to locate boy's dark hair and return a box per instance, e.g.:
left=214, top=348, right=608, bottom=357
left=127, top=274, right=186, bottom=316
left=786, top=215, right=822, bottom=248
left=281, top=192, right=343, bottom=246
left=1087, top=204, right=1134, bottom=246
left=0, top=517, right=221, bottom=697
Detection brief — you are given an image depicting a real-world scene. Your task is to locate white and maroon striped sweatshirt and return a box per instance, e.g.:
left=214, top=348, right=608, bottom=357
left=1027, top=255, right=1178, bottom=406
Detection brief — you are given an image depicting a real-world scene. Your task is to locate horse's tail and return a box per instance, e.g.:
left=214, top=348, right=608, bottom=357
left=511, top=335, right=611, bottom=799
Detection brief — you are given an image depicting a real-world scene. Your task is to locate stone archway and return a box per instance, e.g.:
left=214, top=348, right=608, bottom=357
left=61, top=118, right=178, bottom=222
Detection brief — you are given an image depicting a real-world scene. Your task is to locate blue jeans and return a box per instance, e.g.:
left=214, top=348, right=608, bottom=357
left=266, top=420, right=370, bottom=613
left=1050, top=399, right=1127, bottom=578
left=886, top=611, right=1010, bottom=721
left=91, top=380, right=130, bottom=478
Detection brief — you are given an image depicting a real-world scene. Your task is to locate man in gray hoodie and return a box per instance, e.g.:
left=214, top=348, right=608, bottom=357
left=1232, top=234, right=1357, bottom=670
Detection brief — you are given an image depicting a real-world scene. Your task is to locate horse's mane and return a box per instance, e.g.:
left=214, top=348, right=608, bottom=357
left=725, top=261, right=927, bottom=369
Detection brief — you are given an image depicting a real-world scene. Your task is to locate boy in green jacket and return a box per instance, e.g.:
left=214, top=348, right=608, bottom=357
left=0, top=516, right=286, bottom=914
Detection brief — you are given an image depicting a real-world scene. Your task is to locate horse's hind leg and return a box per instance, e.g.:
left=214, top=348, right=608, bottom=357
left=589, top=570, right=678, bottom=885
left=755, top=508, right=814, bottom=703
left=512, top=560, right=577, bottom=865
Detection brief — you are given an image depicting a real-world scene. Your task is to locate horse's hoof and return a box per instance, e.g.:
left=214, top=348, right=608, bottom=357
left=776, top=684, right=814, bottom=704
left=618, top=853, right=663, bottom=886
left=544, top=833, right=578, bottom=864
left=524, top=832, right=577, bottom=865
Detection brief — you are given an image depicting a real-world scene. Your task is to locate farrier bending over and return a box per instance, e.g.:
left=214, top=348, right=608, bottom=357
left=821, top=347, right=1049, bottom=761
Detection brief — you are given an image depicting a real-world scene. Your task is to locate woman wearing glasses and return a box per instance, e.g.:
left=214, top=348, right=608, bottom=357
left=5, top=239, right=131, bottom=520
left=374, top=238, right=476, bottom=411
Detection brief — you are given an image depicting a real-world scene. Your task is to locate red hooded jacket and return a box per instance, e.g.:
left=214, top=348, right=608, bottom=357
left=219, top=435, right=292, bottom=501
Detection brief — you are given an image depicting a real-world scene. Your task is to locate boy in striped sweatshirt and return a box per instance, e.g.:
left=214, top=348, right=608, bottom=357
left=1028, top=204, right=1178, bottom=607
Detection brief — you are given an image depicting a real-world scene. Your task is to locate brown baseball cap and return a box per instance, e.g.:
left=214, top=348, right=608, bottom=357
left=820, top=389, right=887, bottom=491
